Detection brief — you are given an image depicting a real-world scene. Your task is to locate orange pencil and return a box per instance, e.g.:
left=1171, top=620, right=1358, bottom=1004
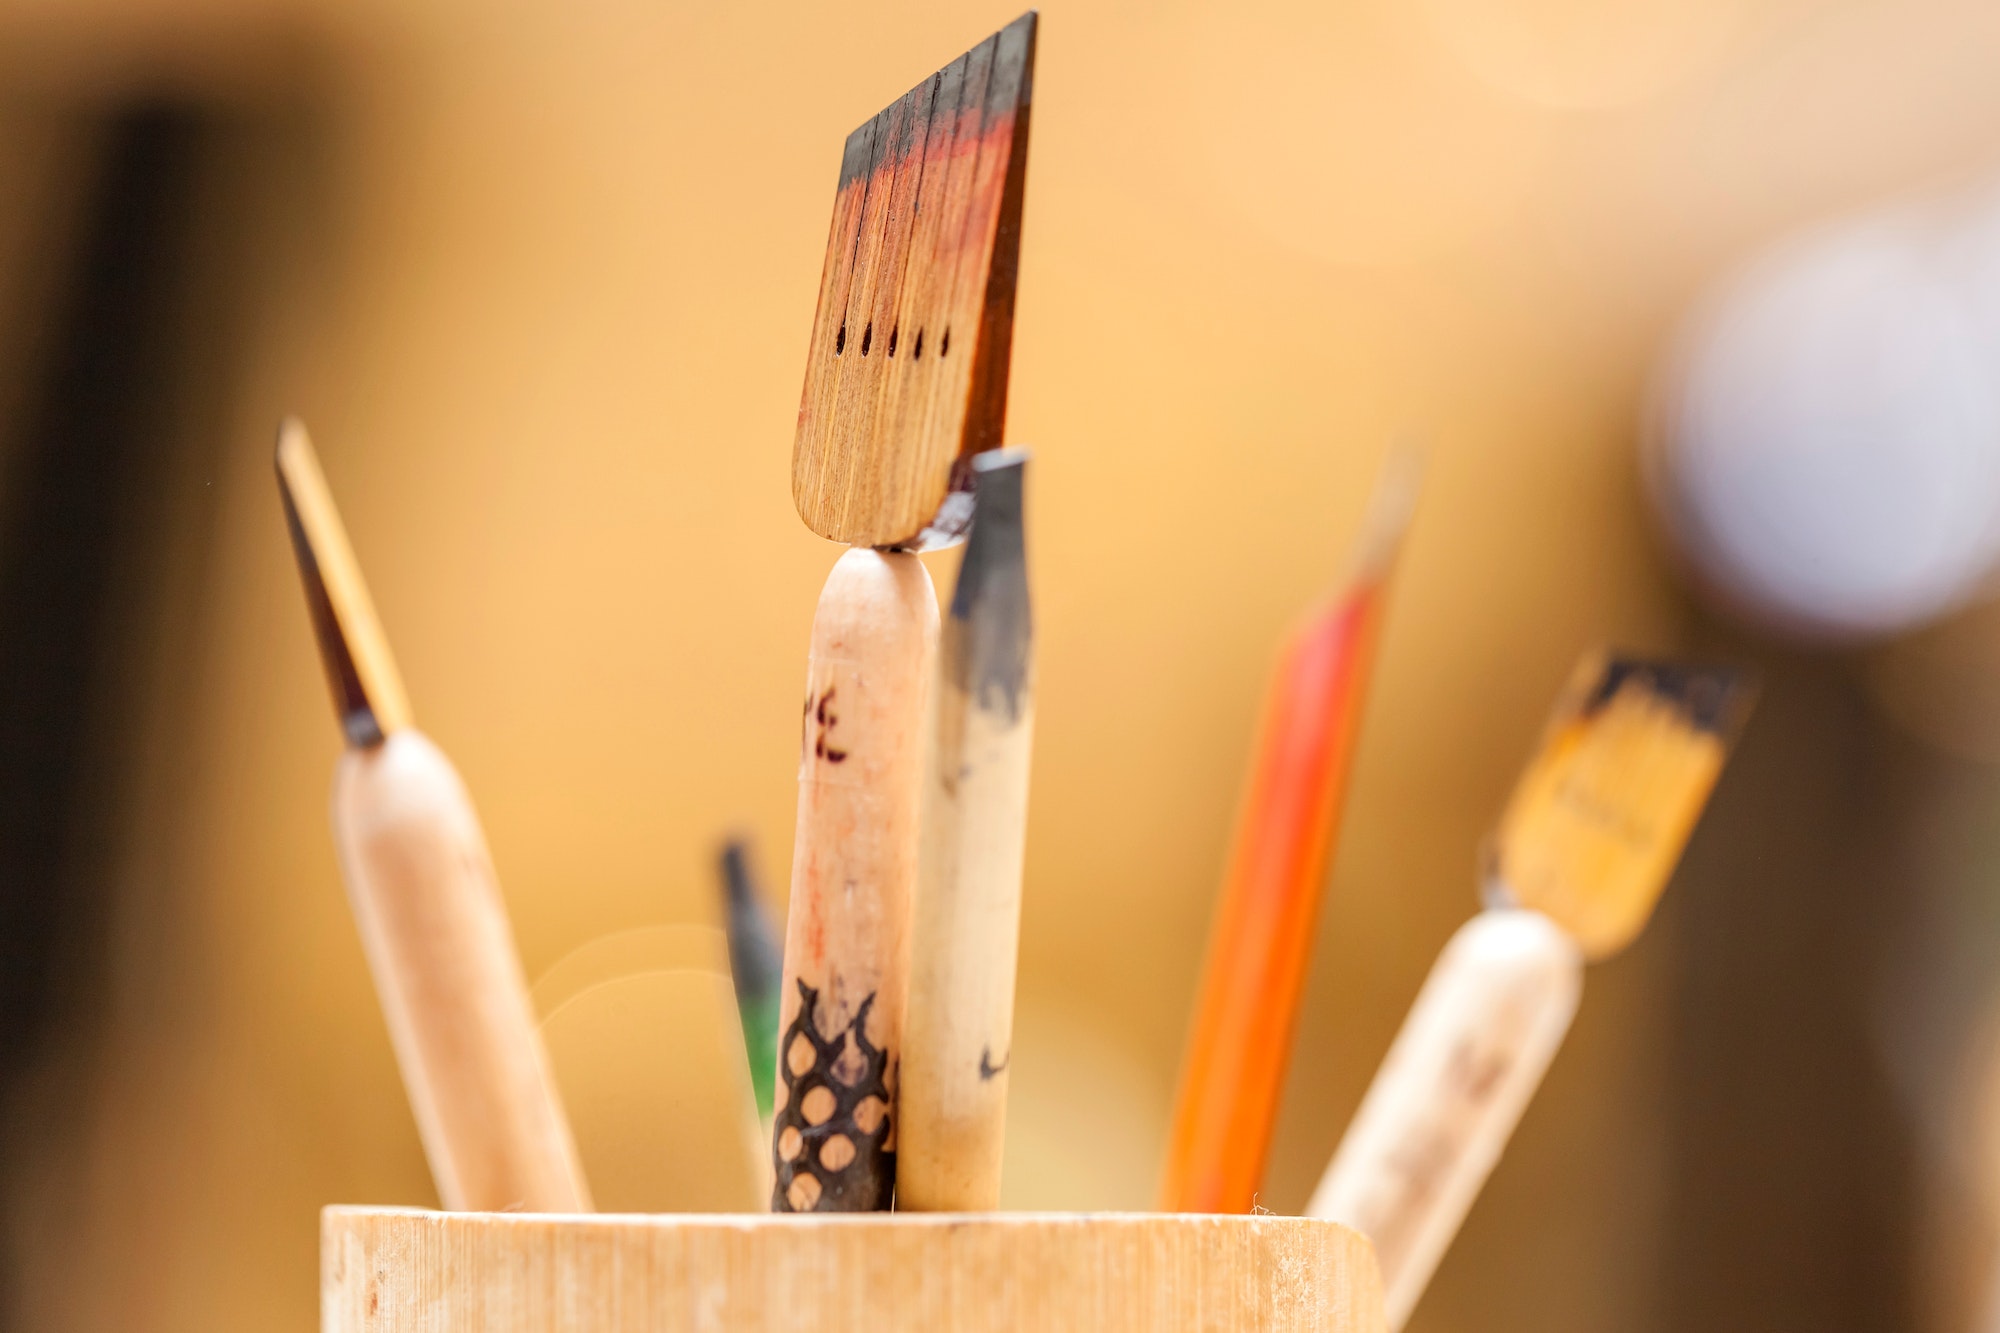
left=1160, top=452, right=1419, bottom=1214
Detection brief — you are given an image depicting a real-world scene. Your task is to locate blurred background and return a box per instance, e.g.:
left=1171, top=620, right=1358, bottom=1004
left=6, top=0, right=2000, bottom=1328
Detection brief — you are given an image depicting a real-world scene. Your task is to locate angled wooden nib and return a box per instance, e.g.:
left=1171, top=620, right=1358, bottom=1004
left=1485, top=653, right=1756, bottom=958
left=793, top=11, right=1037, bottom=549
left=276, top=417, right=412, bottom=746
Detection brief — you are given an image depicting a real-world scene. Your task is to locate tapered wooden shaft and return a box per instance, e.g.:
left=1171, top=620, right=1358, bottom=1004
left=280, top=419, right=589, bottom=1213
left=772, top=549, right=939, bottom=1212
left=1307, top=908, right=1581, bottom=1330
left=900, top=451, right=1034, bottom=1211
left=332, top=731, right=592, bottom=1212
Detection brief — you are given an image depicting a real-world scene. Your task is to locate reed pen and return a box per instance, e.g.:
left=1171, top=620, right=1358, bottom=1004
left=773, top=10, right=1037, bottom=1214
left=899, top=449, right=1035, bottom=1211
left=276, top=417, right=591, bottom=1214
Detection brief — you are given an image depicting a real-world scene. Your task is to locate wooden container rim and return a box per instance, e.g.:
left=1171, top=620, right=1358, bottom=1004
left=326, top=1203, right=1371, bottom=1232
left=323, top=1204, right=1388, bottom=1331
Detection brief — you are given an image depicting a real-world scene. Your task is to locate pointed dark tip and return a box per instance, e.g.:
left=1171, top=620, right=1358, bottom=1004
left=948, top=449, right=1033, bottom=717
left=720, top=837, right=754, bottom=905
left=274, top=418, right=411, bottom=744
left=718, top=835, right=782, bottom=996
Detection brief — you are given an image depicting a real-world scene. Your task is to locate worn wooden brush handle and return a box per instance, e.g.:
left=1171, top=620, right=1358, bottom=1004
left=773, top=549, right=939, bottom=1212
left=1306, top=908, right=1581, bottom=1330
left=332, top=730, right=591, bottom=1213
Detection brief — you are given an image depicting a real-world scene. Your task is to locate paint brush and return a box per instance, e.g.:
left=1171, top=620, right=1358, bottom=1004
left=276, top=418, right=591, bottom=1213
left=1159, top=452, right=1420, bottom=1214
left=1307, top=651, right=1754, bottom=1329
left=899, top=449, right=1035, bottom=1211
left=772, top=12, right=1037, bottom=1215
left=719, top=837, right=783, bottom=1125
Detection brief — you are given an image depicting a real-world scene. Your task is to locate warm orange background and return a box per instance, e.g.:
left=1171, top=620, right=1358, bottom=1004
left=4, top=0, right=2000, bottom=1329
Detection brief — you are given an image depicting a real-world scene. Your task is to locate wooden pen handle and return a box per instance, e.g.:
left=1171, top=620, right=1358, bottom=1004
left=772, top=549, right=939, bottom=1213
left=332, top=730, right=591, bottom=1213
left=1306, top=908, right=1581, bottom=1330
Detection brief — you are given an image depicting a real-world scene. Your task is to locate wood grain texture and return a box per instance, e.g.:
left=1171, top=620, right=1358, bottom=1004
left=774, top=550, right=939, bottom=1211
left=899, top=451, right=1034, bottom=1211
left=1306, top=910, right=1580, bottom=1331
left=792, top=12, right=1036, bottom=549
left=322, top=1206, right=1387, bottom=1332
left=333, top=732, right=593, bottom=1213
left=1485, top=652, right=1754, bottom=959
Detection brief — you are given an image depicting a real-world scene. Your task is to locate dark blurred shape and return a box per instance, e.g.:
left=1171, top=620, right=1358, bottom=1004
left=0, top=103, right=213, bottom=1092
left=719, top=837, right=782, bottom=1120
left=1656, top=640, right=1918, bottom=1332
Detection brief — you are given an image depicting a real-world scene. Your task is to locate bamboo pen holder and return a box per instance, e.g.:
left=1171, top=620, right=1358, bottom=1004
left=322, top=1206, right=1386, bottom=1331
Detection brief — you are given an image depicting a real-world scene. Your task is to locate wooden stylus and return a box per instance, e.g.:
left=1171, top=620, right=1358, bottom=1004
left=277, top=418, right=591, bottom=1214
left=898, top=450, right=1035, bottom=1211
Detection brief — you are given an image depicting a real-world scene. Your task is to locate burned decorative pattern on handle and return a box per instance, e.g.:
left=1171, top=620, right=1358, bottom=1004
left=792, top=12, right=1037, bottom=549
left=771, top=979, right=895, bottom=1212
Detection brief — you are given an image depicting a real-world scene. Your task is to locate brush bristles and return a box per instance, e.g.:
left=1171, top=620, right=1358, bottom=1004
left=793, top=11, right=1037, bottom=550
left=1485, top=652, right=1754, bottom=959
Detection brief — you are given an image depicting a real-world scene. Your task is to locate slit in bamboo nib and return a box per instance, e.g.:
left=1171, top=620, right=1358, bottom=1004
left=793, top=12, right=1037, bottom=550
left=274, top=417, right=412, bottom=746
left=1484, top=652, right=1757, bottom=959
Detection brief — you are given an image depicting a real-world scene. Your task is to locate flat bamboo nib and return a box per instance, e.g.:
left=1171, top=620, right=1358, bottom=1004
left=275, top=417, right=412, bottom=746
left=793, top=11, right=1038, bottom=550
left=1486, top=652, right=1755, bottom=959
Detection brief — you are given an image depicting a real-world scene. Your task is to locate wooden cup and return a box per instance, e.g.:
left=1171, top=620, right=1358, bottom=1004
left=322, top=1206, right=1386, bottom=1332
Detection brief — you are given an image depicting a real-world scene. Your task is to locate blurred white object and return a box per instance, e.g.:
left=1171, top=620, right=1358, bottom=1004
left=1649, top=184, right=2000, bottom=640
